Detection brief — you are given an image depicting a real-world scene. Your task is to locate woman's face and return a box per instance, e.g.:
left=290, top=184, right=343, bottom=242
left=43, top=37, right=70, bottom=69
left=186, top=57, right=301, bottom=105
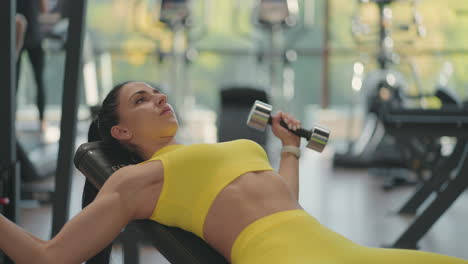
left=114, top=82, right=178, bottom=143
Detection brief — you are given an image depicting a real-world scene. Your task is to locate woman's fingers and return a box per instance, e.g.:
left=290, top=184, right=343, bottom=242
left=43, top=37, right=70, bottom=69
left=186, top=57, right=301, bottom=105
left=278, top=112, right=300, bottom=131
left=275, top=112, right=288, bottom=131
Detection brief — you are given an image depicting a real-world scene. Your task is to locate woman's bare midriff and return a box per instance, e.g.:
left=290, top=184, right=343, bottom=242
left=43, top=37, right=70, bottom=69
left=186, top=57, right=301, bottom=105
left=203, top=170, right=302, bottom=261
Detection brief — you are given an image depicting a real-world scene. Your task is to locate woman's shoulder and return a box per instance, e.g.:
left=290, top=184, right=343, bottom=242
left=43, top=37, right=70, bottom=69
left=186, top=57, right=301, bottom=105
left=103, top=161, right=164, bottom=196
left=97, top=161, right=164, bottom=219
left=120, top=161, right=164, bottom=185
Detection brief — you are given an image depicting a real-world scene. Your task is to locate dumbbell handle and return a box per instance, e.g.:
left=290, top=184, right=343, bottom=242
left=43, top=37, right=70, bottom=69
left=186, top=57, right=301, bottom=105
left=268, top=118, right=312, bottom=140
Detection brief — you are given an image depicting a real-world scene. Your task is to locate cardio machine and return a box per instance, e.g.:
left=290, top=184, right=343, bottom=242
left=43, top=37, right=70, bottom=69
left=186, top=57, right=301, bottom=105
left=333, top=0, right=452, bottom=190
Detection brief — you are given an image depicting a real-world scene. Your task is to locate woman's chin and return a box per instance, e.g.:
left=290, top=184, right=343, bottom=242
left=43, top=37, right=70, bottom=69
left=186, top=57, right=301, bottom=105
left=164, top=124, right=178, bottom=137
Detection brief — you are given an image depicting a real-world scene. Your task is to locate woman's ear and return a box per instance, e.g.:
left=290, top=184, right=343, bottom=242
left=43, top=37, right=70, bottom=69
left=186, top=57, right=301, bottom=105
left=110, top=125, right=132, bottom=141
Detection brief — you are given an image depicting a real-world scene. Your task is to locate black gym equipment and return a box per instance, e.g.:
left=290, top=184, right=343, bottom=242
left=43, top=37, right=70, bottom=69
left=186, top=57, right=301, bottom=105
left=398, top=140, right=467, bottom=215
left=50, top=0, right=88, bottom=238
left=333, top=0, right=451, bottom=193
left=344, top=0, right=468, bottom=243
left=1, top=2, right=87, bottom=261
left=374, top=87, right=462, bottom=191
left=14, top=0, right=65, bottom=186
left=15, top=134, right=58, bottom=203
left=0, top=1, right=21, bottom=263
left=217, top=86, right=270, bottom=148
left=16, top=138, right=56, bottom=182
left=380, top=105, right=468, bottom=249
left=334, top=0, right=409, bottom=170
left=247, top=100, right=330, bottom=153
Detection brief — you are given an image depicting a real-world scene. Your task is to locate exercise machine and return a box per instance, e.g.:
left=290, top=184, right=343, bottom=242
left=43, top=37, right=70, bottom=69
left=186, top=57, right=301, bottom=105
left=218, top=0, right=314, bottom=147
left=334, top=0, right=414, bottom=171
left=217, top=86, right=270, bottom=147
left=380, top=105, right=468, bottom=249
left=333, top=0, right=448, bottom=192
left=255, top=0, right=313, bottom=112
left=0, top=1, right=21, bottom=263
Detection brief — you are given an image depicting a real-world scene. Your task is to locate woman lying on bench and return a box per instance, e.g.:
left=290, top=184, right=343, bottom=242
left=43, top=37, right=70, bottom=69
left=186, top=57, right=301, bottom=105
left=1, top=81, right=467, bottom=264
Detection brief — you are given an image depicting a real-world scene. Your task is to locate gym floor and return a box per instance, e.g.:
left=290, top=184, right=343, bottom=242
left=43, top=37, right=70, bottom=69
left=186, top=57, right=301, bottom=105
left=17, top=109, right=468, bottom=263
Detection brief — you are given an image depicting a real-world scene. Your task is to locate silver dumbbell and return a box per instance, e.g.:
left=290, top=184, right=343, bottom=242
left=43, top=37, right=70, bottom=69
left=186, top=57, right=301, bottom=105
left=246, top=100, right=330, bottom=153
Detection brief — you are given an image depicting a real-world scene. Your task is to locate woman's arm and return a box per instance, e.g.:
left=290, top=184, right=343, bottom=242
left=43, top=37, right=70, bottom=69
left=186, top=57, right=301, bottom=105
left=271, top=112, right=301, bottom=200
left=278, top=151, right=300, bottom=200
left=0, top=162, right=162, bottom=264
left=0, top=215, right=48, bottom=263
left=0, top=190, right=131, bottom=264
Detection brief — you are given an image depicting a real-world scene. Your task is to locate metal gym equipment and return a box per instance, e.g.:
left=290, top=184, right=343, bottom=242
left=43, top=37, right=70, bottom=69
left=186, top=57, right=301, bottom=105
left=255, top=0, right=313, bottom=111
left=3, top=1, right=89, bottom=262
left=157, top=0, right=199, bottom=121
left=0, top=2, right=56, bottom=209
left=247, top=100, right=330, bottom=153
left=32, top=0, right=88, bottom=239
left=1, top=2, right=90, bottom=260
left=380, top=106, right=468, bottom=249
left=217, top=0, right=314, bottom=146
left=0, top=0, right=82, bottom=261
left=344, top=0, right=468, bottom=246
left=334, top=0, right=408, bottom=169
left=20, top=0, right=112, bottom=204
left=0, top=1, right=21, bottom=263
left=333, top=0, right=434, bottom=183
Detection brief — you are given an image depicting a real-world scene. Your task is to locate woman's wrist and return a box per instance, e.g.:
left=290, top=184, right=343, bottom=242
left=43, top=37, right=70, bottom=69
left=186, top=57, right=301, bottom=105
left=281, top=145, right=301, bottom=159
left=281, top=139, right=300, bottom=147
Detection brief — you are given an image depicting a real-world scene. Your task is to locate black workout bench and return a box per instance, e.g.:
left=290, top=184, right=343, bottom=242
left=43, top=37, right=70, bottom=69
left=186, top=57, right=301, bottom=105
left=74, top=141, right=229, bottom=264
left=381, top=107, right=468, bottom=249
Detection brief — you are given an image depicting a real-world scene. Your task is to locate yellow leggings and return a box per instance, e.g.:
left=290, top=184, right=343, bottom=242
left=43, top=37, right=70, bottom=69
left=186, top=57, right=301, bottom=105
left=231, top=210, right=467, bottom=264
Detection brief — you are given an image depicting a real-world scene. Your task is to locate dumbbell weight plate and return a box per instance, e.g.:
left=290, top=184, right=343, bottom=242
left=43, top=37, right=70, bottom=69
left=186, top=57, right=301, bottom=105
left=307, top=126, right=330, bottom=153
left=246, top=100, right=273, bottom=131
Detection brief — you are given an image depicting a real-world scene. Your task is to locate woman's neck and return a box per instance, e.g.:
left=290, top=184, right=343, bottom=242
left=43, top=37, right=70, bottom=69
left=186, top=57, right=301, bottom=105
left=140, top=137, right=179, bottom=160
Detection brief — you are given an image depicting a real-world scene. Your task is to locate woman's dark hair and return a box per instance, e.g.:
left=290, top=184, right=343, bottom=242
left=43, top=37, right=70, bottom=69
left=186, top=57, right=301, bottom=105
left=97, top=81, right=147, bottom=162
left=82, top=81, right=143, bottom=263
left=96, top=82, right=129, bottom=142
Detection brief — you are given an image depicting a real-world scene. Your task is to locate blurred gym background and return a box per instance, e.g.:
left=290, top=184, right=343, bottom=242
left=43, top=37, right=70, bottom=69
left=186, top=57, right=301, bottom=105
left=3, top=0, right=468, bottom=263
left=17, top=0, right=468, bottom=143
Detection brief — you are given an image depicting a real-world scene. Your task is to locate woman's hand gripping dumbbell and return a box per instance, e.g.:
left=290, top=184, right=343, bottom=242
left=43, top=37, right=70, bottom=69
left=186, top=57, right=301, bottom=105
left=246, top=100, right=331, bottom=153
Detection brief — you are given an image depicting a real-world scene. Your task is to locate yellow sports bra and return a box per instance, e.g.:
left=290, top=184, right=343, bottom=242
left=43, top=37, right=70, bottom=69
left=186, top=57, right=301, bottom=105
left=139, top=139, right=273, bottom=239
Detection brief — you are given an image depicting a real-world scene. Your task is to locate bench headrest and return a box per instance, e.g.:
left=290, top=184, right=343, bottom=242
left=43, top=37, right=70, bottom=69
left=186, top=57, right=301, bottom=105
left=74, top=141, right=135, bottom=189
